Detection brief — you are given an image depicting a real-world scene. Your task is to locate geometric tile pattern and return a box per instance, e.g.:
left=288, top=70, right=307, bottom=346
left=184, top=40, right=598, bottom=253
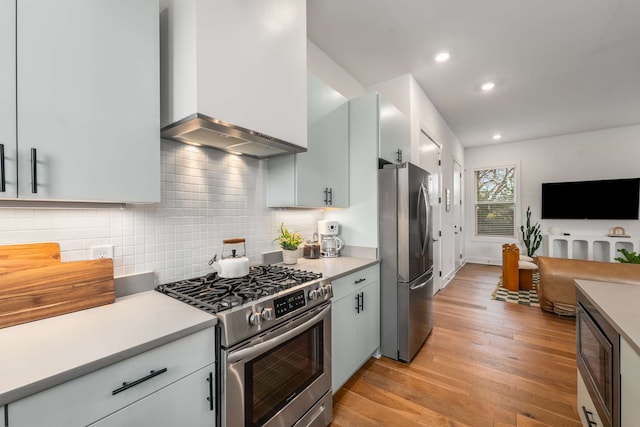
left=491, top=273, right=540, bottom=307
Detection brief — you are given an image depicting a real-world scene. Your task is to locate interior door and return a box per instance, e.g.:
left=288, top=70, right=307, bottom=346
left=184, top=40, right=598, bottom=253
left=453, top=160, right=463, bottom=270
left=418, top=130, right=442, bottom=293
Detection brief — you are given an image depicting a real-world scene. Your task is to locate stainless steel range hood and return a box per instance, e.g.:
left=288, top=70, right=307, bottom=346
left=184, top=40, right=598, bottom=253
left=160, top=113, right=306, bottom=159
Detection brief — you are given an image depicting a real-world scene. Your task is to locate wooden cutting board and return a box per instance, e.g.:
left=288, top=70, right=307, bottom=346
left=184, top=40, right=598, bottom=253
left=0, top=243, right=115, bottom=329
left=0, top=242, right=62, bottom=274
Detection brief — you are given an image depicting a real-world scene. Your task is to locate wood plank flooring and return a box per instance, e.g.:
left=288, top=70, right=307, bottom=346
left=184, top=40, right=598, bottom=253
left=331, top=263, right=581, bottom=427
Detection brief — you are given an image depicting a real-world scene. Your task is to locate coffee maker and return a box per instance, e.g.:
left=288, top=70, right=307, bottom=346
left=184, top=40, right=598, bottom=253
left=318, top=220, right=343, bottom=258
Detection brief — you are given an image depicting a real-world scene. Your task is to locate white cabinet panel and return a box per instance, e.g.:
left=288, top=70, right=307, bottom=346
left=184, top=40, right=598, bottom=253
left=0, top=0, right=17, bottom=199
left=89, top=365, right=214, bottom=427
left=378, top=95, right=411, bottom=165
left=15, top=0, right=160, bottom=202
left=331, top=265, right=380, bottom=392
left=268, top=73, right=349, bottom=207
left=621, top=337, right=640, bottom=427
left=8, top=328, right=214, bottom=427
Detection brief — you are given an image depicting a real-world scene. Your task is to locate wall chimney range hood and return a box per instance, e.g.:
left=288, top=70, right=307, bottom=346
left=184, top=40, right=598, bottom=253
left=160, top=113, right=306, bottom=159
left=159, top=0, right=308, bottom=160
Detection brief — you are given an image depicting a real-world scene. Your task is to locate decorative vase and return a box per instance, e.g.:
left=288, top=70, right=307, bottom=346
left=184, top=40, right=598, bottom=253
left=282, top=249, right=298, bottom=265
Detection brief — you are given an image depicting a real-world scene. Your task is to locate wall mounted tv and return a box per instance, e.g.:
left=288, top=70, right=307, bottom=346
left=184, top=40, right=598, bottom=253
left=541, top=178, right=640, bottom=220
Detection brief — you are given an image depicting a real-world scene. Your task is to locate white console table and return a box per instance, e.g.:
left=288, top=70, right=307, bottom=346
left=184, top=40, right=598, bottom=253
left=544, top=234, right=637, bottom=262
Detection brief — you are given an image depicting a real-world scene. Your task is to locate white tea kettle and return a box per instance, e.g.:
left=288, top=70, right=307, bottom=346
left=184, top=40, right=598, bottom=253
left=208, top=238, right=250, bottom=278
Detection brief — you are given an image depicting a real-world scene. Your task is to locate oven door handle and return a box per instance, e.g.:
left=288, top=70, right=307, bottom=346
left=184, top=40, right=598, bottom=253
left=227, top=304, right=330, bottom=364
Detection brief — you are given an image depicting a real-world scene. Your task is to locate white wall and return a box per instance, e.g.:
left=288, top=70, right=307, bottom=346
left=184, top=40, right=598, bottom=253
left=307, top=40, right=366, bottom=99
left=0, top=140, right=323, bottom=284
left=464, top=124, right=640, bottom=264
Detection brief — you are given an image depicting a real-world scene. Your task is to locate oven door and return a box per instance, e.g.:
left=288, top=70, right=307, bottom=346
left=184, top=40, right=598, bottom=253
left=577, top=298, right=620, bottom=427
left=222, top=302, right=332, bottom=427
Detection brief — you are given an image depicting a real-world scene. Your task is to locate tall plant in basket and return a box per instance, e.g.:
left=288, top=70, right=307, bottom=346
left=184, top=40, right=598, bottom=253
left=520, top=206, right=542, bottom=257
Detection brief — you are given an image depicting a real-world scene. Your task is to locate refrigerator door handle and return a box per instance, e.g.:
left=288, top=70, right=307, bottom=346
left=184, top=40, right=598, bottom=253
left=410, top=280, right=428, bottom=290
left=418, top=183, right=429, bottom=255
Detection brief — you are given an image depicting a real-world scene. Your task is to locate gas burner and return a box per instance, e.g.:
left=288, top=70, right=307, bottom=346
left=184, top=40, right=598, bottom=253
left=156, top=264, right=323, bottom=314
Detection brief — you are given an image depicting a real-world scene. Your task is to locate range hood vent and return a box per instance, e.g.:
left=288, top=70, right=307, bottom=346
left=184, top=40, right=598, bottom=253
left=161, top=113, right=306, bottom=159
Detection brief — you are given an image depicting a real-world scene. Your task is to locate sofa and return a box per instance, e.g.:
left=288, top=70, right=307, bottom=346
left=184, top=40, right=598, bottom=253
left=537, top=256, right=640, bottom=316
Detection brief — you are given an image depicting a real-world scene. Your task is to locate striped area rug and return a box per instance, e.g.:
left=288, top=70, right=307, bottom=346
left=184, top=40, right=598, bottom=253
left=491, top=273, right=540, bottom=307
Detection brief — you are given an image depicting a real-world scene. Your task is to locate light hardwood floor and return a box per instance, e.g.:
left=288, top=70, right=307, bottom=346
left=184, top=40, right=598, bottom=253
left=331, top=263, right=581, bottom=427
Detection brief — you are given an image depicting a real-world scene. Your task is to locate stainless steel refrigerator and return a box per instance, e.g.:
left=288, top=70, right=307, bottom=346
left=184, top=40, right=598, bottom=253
left=379, top=162, right=434, bottom=362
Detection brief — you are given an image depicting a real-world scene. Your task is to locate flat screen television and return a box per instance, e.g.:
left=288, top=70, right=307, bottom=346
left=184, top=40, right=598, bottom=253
left=541, top=178, right=640, bottom=220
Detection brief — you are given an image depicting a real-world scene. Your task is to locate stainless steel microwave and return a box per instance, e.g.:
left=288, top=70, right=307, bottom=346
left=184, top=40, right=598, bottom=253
left=576, top=288, right=620, bottom=427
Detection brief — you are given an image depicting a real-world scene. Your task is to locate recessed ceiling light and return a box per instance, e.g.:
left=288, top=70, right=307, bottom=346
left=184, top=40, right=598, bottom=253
left=492, top=133, right=502, bottom=140
left=435, top=51, right=450, bottom=62
left=481, top=81, right=496, bottom=91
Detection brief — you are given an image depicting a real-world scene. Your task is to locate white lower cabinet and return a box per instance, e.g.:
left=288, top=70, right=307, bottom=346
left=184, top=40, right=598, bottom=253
left=577, top=371, right=604, bottom=427
left=6, top=328, right=215, bottom=427
left=621, top=337, right=640, bottom=427
left=331, top=265, right=380, bottom=393
left=89, top=365, right=213, bottom=427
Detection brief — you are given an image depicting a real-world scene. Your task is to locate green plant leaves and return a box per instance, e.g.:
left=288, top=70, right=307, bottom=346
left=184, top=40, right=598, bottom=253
left=274, top=222, right=304, bottom=250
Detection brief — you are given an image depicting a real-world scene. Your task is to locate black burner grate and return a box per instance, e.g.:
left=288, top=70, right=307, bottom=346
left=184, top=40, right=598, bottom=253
left=156, top=265, right=322, bottom=314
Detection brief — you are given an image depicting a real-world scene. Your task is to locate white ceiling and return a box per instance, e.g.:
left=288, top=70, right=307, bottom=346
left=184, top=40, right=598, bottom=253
left=307, top=0, right=640, bottom=147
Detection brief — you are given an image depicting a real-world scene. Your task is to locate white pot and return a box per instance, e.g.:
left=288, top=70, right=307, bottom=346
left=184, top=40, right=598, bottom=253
left=282, top=249, right=298, bottom=265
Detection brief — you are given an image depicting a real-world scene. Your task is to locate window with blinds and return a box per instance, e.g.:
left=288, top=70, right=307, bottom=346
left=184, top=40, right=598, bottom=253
left=475, top=166, right=516, bottom=237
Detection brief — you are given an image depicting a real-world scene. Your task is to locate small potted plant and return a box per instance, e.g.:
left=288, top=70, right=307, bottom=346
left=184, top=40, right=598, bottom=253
left=274, top=222, right=304, bottom=264
left=520, top=206, right=542, bottom=258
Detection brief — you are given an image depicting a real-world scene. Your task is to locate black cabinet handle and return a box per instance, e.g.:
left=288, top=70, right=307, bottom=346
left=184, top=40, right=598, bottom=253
left=30, top=148, right=37, bottom=193
left=0, top=143, right=5, bottom=192
left=581, top=406, right=598, bottom=426
left=206, top=371, right=214, bottom=411
left=354, top=293, right=360, bottom=313
left=360, top=291, right=364, bottom=311
left=328, top=187, right=333, bottom=205
left=112, top=368, right=168, bottom=395
left=354, top=278, right=366, bottom=284
left=396, top=149, right=403, bottom=163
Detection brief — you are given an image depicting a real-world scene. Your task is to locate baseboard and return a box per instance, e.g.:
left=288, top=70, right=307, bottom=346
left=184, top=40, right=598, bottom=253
left=466, top=256, right=502, bottom=266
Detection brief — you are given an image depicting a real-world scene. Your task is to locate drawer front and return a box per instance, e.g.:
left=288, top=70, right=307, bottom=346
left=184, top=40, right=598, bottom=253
left=332, top=265, right=380, bottom=301
left=9, top=327, right=214, bottom=427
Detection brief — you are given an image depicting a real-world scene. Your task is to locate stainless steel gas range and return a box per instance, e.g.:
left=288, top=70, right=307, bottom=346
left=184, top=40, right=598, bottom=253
left=157, top=265, right=333, bottom=427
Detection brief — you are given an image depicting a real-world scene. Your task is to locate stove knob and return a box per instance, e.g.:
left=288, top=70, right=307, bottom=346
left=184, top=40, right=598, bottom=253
left=323, top=284, right=333, bottom=298
left=318, top=286, right=327, bottom=297
left=249, top=311, right=263, bottom=326
left=261, top=307, right=273, bottom=321
left=308, top=289, right=319, bottom=300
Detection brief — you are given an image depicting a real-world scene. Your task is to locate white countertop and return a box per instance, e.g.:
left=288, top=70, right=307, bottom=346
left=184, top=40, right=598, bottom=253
left=0, top=291, right=216, bottom=406
left=575, top=279, right=640, bottom=355
left=284, top=256, right=380, bottom=279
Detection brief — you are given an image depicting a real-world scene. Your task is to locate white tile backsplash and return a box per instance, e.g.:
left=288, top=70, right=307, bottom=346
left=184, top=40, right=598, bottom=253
left=0, top=140, right=324, bottom=284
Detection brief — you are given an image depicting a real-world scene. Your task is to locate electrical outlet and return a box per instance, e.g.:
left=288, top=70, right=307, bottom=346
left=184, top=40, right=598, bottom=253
left=90, top=245, right=114, bottom=259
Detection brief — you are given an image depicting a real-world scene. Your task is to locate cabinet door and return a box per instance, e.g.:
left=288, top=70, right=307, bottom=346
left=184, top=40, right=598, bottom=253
left=358, top=280, right=381, bottom=362
left=0, top=0, right=17, bottom=199
left=621, top=337, right=640, bottom=427
left=297, top=74, right=349, bottom=207
left=16, top=0, right=160, bottom=202
left=331, top=293, right=359, bottom=393
left=89, top=365, right=214, bottom=427
left=378, top=96, right=411, bottom=165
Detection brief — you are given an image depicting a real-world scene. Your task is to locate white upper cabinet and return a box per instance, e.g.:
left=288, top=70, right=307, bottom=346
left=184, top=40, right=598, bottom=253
left=159, top=0, right=307, bottom=151
left=351, top=93, right=411, bottom=166
left=8, top=0, right=160, bottom=203
left=0, top=0, right=16, bottom=199
left=378, top=95, right=411, bottom=165
left=267, top=74, right=349, bottom=207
